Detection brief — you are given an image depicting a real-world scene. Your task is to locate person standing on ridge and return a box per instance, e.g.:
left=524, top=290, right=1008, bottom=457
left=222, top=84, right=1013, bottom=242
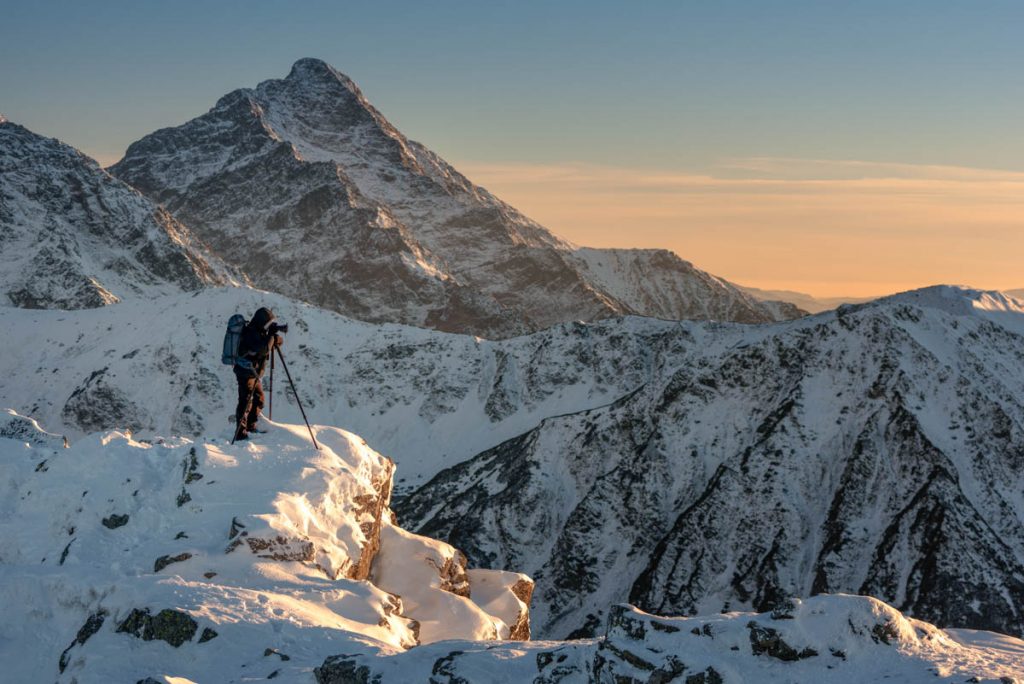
left=234, top=306, right=283, bottom=441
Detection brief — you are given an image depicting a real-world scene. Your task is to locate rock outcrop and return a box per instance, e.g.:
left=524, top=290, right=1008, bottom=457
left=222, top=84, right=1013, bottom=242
left=0, top=418, right=532, bottom=682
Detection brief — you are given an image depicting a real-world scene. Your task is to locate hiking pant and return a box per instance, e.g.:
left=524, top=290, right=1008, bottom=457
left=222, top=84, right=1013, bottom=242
left=234, top=367, right=264, bottom=433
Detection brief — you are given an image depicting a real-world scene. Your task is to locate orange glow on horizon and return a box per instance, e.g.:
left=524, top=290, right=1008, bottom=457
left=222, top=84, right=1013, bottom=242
left=458, top=159, right=1024, bottom=298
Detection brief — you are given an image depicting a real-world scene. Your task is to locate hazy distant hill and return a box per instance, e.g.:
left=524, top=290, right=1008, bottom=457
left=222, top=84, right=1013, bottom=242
left=741, top=284, right=875, bottom=313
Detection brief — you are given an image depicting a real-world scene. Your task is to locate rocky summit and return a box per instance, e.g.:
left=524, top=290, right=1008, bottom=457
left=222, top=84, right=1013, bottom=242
left=0, top=119, right=227, bottom=309
left=110, top=58, right=800, bottom=337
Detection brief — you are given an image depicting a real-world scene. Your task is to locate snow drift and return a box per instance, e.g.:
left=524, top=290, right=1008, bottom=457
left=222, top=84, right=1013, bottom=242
left=0, top=414, right=532, bottom=682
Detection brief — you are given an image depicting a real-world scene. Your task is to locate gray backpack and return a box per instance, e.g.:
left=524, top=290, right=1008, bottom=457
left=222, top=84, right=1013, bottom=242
left=221, top=314, right=247, bottom=365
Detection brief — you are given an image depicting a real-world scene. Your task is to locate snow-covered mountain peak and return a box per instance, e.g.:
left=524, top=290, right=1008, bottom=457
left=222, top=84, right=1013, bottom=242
left=860, top=285, right=1024, bottom=336
left=285, top=57, right=361, bottom=92
left=111, top=59, right=803, bottom=336
left=0, top=119, right=230, bottom=309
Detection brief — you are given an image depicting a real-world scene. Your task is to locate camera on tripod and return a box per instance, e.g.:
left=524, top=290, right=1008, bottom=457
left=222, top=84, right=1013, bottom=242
left=268, top=322, right=288, bottom=335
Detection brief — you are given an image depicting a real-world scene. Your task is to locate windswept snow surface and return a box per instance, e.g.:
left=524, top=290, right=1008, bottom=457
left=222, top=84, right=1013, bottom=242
left=0, top=417, right=527, bottom=682
left=2, top=417, right=1021, bottom=682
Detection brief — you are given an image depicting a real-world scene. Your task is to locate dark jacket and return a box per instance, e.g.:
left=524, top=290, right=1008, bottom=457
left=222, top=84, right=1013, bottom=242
left=235, top=307, right=276, bottom=377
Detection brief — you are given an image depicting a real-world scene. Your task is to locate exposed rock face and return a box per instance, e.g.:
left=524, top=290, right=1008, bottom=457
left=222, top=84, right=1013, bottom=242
left=59, top=611, right=106, bottom=673
left=314, top=656, right=379, bottom=684
left=0, top=119, right=227, bottom=310
left=466, top=569, right=535, bottom=640
left=110, top=58, right=799, bottom=336
left=398, top=287, right=1024, bottom=639
left=116, top=607, right=199, bottom=647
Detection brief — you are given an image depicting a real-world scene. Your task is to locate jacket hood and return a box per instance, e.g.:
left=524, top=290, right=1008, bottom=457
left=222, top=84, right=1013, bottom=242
left=251, top=307, right=275, bottom=331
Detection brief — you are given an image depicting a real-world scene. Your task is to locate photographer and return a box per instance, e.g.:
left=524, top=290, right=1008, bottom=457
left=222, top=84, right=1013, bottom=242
left=233, top=306, right=285, bottom=441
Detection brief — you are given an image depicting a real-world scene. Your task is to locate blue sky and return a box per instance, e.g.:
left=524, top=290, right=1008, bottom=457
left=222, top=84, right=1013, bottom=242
left=2, top=1, right=1022, bottom=294
left=4, top=0, right=1022, bottom=169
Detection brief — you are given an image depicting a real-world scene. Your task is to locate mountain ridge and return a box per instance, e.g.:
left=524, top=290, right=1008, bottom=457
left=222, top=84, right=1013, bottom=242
left=2, top=283, right=1022, bottom=643
left=0, top=119, right=231, bottom=309
left=110, top=58, right=802, bottom=336
left=396, top=284, right=1024, bottom=638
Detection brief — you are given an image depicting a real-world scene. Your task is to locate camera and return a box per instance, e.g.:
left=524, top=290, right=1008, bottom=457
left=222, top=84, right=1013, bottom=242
left=269, top=322, right=288, bottom=335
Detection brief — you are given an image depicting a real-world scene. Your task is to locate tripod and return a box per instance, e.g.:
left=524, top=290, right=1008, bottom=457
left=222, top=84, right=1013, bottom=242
left=272, top=345, right=320, bottom=451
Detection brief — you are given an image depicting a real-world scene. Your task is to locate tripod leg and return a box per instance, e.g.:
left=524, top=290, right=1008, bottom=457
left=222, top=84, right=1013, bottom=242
left=275, top=346, right=319, bottom=451
left=269, top=349, right=274, bottom=421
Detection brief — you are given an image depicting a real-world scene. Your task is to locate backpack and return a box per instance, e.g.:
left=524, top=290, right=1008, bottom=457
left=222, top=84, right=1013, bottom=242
left=222, top=314, right=247, bottom=365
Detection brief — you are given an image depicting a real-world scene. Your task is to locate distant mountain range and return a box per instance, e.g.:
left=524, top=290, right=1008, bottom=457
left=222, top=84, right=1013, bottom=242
left=741, top=285, right=876, bottom=314
left=744, top=286, right=1024, bottom=314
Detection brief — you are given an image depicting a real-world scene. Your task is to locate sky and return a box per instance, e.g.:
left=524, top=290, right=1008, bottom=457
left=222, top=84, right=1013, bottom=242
left=2, top=0, right=1022, bottom=297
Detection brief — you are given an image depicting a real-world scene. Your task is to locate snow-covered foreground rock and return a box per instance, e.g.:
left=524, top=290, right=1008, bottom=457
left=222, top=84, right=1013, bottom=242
left=316, top=595, right=1023, bottom=683
left=0, top=416, right=531, bottom=682
left=3, top=412, right=1019, bottom=682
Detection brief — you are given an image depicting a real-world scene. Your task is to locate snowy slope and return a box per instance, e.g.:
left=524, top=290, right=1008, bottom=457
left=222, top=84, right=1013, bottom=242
left=2, top=285, right=1023, bottom=644
left=3, top=413, right=1021, bottom=682
left=110, top=58, right=800, bottom=336
left=399, top=286, right=1024, bottom=639
left=575, top=247, right=804, bottom=323
left=0, top=416, right=531, bottom=683
left=0, top=286, right=672, bottom=488
left=0, top=119, right=228, bottom=309
left=316, top=596, right=1024, bottom=683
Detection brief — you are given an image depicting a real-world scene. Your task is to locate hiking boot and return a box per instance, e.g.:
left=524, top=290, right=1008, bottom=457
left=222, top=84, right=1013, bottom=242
left=247, top=425, right=267, bottom=434
left=234, top=429, right=249, bottom=441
